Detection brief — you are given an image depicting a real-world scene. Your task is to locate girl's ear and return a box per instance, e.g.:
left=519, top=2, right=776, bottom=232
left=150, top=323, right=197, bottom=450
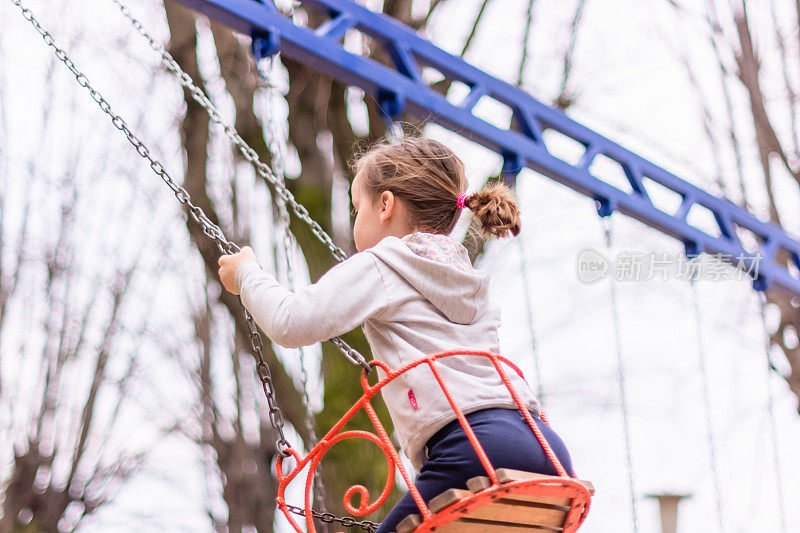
left=379, top=191, right=395, bottom=223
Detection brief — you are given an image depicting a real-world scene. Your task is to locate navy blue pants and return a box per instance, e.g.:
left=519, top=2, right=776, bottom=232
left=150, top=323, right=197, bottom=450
left=376, top=408, right=575, bottom=533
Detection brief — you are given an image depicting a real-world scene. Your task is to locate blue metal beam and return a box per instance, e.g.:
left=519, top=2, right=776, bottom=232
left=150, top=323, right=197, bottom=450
left=174, top=0, right=800, bottom=297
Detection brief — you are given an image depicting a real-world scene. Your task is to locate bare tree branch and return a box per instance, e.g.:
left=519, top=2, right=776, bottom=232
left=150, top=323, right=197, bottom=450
left=667, top=7, right=731, bottom=198
left=554, top=0, right=587, bottom=110
left=516, top=0, right=537, bottom=87
left=768, top=0, right=800, bottom=161
left=705, top=0, right=750, bottom=209
left=732, top=2, right=786, bottom=224
left=460, top=0, right=492, bottom=58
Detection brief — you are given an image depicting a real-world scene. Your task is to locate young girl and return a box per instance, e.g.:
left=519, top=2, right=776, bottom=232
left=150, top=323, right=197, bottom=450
left=217, top=137, right=574, bottom=532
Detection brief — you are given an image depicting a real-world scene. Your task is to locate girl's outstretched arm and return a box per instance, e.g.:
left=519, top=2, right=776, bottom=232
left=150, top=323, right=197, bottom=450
left=228, top=250, right=388, bottom=349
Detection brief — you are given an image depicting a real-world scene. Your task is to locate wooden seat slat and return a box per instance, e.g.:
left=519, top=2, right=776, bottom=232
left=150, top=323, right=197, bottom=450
left=434, top=517, right=563, bottom=532
left=428, top=488, right=472, bottom=513
left=468, top=469, right=595, bottom=496
left=427, top=488, right=569, bottom=527
left=396, top=516, right=562, bottom=533
left=460, top=500, right=567, bottom=528
left=395, top=514, right=421, bottom=533
left=466, top=475, right=573, bottom=507
left=393, top=469, right=594, bottom=533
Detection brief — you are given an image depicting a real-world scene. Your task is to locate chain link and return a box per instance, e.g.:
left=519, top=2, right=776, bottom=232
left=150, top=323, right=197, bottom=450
left=516, top=229, right=545, bottom=405
left=261, top=54, right=330, bottom=528
left=112, top=0, right=377, bottom=526
left=110, top=0, right=371, bottom=373
left=757, top=294, right=788, bottom=532
left=689, top=278, right=726, bottom=533
left=7, top=0, right=299, bottom=455
left=111, top=0, right=344, bottom=260
left=601, top=216, right=639, bottom=533
left=284, top=504, right=379, bottom=532
left=13, top=1, right=239, bottom=257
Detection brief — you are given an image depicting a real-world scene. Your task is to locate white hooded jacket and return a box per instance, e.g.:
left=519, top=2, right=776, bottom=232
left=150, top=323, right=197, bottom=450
left=235, top=232, right=540, bottom=470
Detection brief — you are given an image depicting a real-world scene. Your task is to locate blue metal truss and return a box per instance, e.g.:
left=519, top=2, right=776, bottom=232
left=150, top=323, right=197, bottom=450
left=175, top=0, right=800, bottom=297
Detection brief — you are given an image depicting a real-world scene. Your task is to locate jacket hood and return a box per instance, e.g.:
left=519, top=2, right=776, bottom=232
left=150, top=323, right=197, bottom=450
left=366, top=233, right=489, bottom=324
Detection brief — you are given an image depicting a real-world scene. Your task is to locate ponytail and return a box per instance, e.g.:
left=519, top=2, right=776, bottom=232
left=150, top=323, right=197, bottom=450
left=463, top=180, right=521, bottom=238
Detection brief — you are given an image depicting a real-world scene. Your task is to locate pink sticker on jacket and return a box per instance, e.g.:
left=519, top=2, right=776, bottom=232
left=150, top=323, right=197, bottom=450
left=408, top=389, right=418, bottom=410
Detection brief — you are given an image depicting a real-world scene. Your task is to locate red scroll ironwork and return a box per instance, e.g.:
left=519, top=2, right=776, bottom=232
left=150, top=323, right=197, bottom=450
left=275, top=350, right=591, bottom=532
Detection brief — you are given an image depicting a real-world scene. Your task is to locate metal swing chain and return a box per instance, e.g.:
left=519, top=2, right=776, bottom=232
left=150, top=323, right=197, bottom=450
left=110, top=3, right=378, bottom=529
left=110, top=0, right=371, bottom=371
left=7, top=0, right=296, bottom=456
left=601, top=216, right=639, bottom=533
left=11, top=1, right=237, bottom=256
left=517, top=224, right=545, bottom=405
left=756, top=294, right=789, bottom=532
left=253, top=36, right=376, bottom=532
left=284, top=504, right=380, bottom=532
left=688, top=277, right=726, bottom=533
left=111, top=0, right=344, bottom=259
left=260, top=54, right=331, bottom=529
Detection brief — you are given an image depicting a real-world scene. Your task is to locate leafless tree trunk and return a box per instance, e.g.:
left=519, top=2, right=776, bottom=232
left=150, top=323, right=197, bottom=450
left=730, top=2, right=800, bottom=407
left=677, top=0, right=800, bottom=408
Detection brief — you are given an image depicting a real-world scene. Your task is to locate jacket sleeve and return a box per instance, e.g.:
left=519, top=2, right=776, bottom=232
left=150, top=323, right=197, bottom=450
left=235, top=253, right=389, bottom=349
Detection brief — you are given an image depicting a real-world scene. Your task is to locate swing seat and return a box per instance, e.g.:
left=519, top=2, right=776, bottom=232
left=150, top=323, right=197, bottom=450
left=274, top=350, right=593, bottom=533
left=394, top=469, right=594, bottom=533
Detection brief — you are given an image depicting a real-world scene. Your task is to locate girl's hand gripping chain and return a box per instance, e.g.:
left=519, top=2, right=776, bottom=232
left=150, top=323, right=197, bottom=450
left=218, top=246, right=258, bottom=295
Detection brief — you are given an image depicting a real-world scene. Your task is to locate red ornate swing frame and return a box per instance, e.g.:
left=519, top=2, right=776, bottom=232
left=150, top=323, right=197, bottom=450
left=275, top=350, right=592, bottom=532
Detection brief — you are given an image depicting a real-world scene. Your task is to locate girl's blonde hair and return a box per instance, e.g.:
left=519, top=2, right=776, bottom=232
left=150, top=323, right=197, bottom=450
left=352, top=136, right=521, bottom=238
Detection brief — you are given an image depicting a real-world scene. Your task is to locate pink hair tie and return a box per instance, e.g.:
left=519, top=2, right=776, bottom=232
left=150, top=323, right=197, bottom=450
left=456, top=193, right=470, bottom=209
